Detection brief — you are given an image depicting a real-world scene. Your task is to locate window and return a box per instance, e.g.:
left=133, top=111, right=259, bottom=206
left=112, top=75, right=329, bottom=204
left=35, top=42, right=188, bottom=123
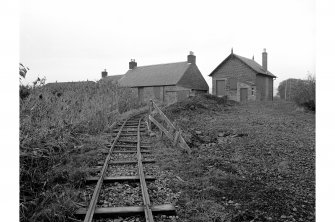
left=251, top=88, right=254, bottom=95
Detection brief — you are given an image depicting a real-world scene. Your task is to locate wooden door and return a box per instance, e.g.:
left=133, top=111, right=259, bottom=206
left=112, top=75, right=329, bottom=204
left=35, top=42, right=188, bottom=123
left=153, top=86, right=160, bottom=100
left=240, top=88, right=248, bottom=102
left=138, top=87, right=144, bottom=104
left=216, top=80, right=225, bottom=96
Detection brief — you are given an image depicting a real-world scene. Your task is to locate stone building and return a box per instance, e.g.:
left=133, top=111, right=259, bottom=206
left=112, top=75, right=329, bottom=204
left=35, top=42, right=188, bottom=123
left=209, top=49, right=277, bottom=102
left=118, top=52, right=209, bottom=105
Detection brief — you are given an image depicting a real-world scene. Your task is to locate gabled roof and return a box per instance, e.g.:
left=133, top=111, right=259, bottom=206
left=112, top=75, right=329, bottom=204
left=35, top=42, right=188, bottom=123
left=119, top=62, right=190, bottom=87
left=119, top=60, right=209, bottom=90
left=118, top=61, right=189, bottom=86
left=209, top=53, right=277, bottom=78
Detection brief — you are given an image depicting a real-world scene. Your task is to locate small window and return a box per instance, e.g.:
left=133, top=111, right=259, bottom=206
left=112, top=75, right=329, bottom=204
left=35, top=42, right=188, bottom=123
left=251, top=88, right=254, bottom=95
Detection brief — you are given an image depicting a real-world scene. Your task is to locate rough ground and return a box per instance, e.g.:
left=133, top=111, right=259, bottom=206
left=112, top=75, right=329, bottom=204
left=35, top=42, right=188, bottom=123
left=151, top=95, right=315, bottom=222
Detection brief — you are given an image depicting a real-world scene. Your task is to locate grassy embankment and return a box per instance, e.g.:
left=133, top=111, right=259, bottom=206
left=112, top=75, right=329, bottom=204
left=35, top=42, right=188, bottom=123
left=20, top=80, right=141, bottom=221
left=152, top=95, right=315, bottom=222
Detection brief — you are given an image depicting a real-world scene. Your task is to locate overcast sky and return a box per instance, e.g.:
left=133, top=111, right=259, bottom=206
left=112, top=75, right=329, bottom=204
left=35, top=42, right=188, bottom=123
left=20, top=0, right=315, bottom=93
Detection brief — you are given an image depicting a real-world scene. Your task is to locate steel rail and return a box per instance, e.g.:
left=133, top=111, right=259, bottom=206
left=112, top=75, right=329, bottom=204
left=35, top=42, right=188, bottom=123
left=83, top=119, right=128, bottom=222
left=137, top=117, right=154, bottom=222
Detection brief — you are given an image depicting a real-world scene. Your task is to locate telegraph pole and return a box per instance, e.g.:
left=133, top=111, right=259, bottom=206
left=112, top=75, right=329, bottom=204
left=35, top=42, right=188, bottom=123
left=288, top=79, right=292, bottom=100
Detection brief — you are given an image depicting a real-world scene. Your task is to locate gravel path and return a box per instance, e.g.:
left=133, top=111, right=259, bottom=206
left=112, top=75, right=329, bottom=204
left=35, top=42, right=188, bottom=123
left=140, top=136, right=152, bottom=143
left=113, top=147, right=137, bottom=151
left=97, top=182, right=143, bottom=207
left=110, top=153, right=137, bottom=161
left=106, top=164, right=139, bottom=177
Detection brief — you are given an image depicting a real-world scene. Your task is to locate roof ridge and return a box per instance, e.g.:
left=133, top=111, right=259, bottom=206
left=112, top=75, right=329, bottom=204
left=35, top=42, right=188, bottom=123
left=106, top=74, right=123, bottom=77
left=134, top=61, right=188, bottom=69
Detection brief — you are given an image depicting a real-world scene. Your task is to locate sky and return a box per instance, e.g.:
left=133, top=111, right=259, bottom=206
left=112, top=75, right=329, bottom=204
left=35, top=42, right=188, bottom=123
left=20, top=0, right=315, bottom=93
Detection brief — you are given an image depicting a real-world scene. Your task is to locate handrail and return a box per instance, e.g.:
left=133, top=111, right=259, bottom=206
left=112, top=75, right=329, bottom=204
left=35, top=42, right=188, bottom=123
left=148, top=100, right=191, bottom=154
left=152, top=102, right=175, bottom=133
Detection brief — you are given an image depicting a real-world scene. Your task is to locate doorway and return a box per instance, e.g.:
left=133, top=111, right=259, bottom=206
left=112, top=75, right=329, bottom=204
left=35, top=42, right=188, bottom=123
left=240, top=88, right=248, bottom=102
left=216, top=80, right=225, bottom=96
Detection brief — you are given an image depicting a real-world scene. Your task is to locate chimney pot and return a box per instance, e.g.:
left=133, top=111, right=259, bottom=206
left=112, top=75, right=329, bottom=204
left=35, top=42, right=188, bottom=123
left=101, top=69, right=108, bottom=78
left=187, top=51, right=196, bottom=64
left=262, top=49, right=268, bottom=72
left=129, top=59, right=137, bottom=69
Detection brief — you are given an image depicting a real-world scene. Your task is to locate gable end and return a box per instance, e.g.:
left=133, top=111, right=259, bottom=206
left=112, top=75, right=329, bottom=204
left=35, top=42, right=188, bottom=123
left=177, top=64, right=209, bottom=91
left=210, top=55, right=257, bottom=84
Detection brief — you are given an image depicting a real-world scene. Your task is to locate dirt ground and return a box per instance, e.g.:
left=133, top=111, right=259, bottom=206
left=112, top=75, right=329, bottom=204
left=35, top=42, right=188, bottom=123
left=151, top=96, right=315, bottom=222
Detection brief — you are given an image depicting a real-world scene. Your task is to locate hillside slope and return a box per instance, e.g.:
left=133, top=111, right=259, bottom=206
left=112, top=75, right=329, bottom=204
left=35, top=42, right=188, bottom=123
left=153, top=95, right=315, bottom=222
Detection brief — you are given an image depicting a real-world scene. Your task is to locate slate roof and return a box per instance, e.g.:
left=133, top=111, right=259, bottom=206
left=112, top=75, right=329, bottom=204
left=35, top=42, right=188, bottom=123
left=118, top=61, right=208, bottom=90
left=235, top=54, right=276, bottom=78
left=209, top=53, right=277, bottom=78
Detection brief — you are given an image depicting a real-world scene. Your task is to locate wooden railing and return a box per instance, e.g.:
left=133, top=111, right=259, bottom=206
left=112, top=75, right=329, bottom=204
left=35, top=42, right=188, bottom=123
left=147, top=100, right=191, bottom=154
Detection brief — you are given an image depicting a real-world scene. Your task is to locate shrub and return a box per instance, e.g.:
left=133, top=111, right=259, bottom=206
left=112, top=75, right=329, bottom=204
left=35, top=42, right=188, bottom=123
left=20, top=84, right=32, bottom=100
left=291, top=75, right=315, bottom=111
left=277, top=74, right=315, bottom=111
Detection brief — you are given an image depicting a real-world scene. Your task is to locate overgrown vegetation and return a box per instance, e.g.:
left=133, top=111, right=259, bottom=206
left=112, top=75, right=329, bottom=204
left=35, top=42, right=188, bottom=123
left=277, top=74, right=315, bottom=111
left=153, top=95, right=315, bottom=222
left=20, top=76, right=141, bottom=221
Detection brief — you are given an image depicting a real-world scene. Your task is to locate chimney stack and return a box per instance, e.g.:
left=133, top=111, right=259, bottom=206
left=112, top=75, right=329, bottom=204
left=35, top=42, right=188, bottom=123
left=187, top=51, right=196, bottom=64
left=262, top=48, right=267, bottom=72
left=101, top=69, right=108, bottom=78
left=129, top=59, right=137, bottom=69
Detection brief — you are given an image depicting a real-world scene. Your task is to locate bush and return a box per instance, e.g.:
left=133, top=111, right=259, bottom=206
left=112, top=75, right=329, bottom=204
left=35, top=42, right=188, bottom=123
left=20, top=85, right=32, bottom=100
left=291, top=75, right=315, bottom=111
left=277, top=74, right=315, bottom=111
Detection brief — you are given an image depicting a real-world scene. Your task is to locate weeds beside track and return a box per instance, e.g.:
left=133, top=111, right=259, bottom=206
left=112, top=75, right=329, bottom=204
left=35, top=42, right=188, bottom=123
left=19, top=81, right=142, bottom=221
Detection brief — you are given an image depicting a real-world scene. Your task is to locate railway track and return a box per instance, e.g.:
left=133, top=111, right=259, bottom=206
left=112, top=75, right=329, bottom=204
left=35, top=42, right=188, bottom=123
left=75, top=114, right=176, bottom=222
